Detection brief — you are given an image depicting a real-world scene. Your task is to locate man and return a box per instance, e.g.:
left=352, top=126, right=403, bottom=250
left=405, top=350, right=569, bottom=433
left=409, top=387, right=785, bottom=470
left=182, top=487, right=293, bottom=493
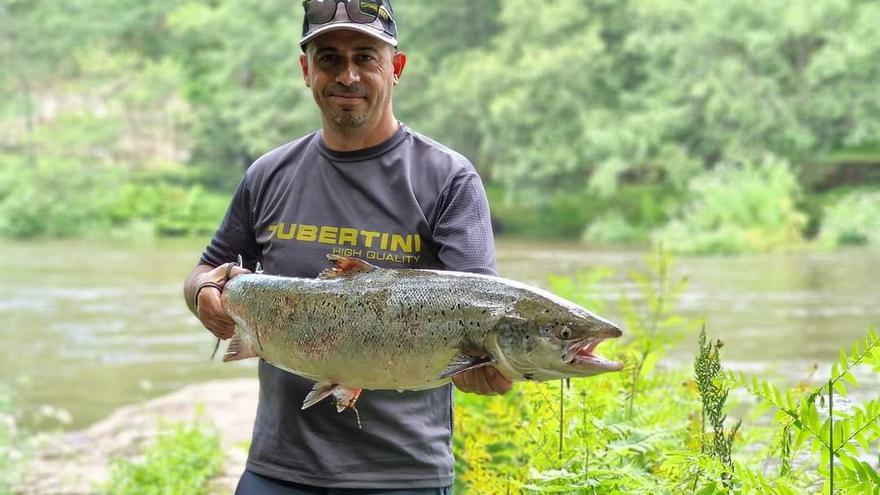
left=183, top=1, right=512, bottom=493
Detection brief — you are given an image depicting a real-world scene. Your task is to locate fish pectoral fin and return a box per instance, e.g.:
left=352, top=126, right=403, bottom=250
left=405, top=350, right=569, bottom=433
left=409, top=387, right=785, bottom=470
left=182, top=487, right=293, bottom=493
left=319, top=255, right=377, bottom=279
left=438, top=351, right=496, bottom=379
left=222, top=333, right=258, bottom=362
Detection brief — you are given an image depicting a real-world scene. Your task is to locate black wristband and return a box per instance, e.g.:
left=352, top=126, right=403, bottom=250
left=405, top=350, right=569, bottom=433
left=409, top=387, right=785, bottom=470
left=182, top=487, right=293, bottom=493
left=193, top=281, right=223, bottom=312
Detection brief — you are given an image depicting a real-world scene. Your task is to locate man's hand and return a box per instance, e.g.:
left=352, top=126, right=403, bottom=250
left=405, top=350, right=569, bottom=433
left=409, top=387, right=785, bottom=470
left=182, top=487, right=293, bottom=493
left=189, top=263, right=251, bottom=340
left=452, top=366, right=513, bottom=396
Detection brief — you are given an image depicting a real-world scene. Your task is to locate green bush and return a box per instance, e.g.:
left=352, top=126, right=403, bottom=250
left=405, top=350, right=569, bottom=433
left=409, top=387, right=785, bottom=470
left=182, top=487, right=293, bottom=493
left=109, top=182, right=228, bottom=237
left=104, top=417, right=222, bottom=495
left=582, top=212, right=645, bottom=244
left=654, top=158, right=807, bottom=254
left=488, top=183, right=678, bottom=241
left=0, top=157, right=229, bottom=239
left=0, top=159, right=117, bottom=238
left=816, top=189, right=880, bottom=247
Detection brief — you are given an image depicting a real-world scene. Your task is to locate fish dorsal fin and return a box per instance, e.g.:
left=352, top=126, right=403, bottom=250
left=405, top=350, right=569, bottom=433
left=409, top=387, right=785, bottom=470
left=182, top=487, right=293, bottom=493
left=319, top=255, right=377, bottom=279
left=438, top=350, right=496, bottom=379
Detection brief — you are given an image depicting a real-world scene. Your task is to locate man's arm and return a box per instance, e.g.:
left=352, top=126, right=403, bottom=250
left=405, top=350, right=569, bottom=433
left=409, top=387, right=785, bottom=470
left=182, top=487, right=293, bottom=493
left=185, top=263, right=251, bottom=340
left=186, top=176, right=260, bottom=340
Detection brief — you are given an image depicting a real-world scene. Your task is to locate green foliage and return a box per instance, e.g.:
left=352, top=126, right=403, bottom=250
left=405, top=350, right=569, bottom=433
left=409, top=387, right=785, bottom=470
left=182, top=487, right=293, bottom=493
left=0, top=157, right=228, bottom=238
left=582, top=213, right=646, bottom=245
left=619, top=250, right=696, bottom=419
left=0, top=158, right=117, bottom=238
left=454, top=253, right=708, bottom=494
left=455, top=254, right=880, bottom=494
left=2, top=1, right=880, bottom=245
left=104, top=416, right=222, bottom=495
left=412, top=0, right=880, bottom=192
left=654, top=158, right=808, bottom=254
left=738, top=329, right=880, bottom=494
left=817, top=189, right=880, bottom=247
left=109, top=182, right=228, bottom=237
left=167, top=0, right=314, bottom=167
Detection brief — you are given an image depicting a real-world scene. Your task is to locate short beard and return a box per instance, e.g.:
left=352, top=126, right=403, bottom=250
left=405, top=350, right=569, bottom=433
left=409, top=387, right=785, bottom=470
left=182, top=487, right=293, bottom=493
left=330, top=110, right=369, bottom=129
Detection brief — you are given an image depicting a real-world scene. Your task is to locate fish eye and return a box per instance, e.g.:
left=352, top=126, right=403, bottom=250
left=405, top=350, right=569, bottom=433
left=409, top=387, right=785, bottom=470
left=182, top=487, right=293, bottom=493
left=558, top=327, right=572, bottom=340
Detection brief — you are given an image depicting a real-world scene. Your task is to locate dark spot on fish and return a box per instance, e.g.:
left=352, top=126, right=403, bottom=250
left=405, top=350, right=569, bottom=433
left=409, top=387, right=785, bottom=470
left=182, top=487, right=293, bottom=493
left=523, top=373, right=535, bottom=381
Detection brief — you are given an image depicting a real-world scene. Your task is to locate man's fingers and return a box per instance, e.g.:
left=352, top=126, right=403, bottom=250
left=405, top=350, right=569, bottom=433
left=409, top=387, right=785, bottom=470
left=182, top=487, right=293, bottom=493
left=452, top=372, right=474, bottom=392
left=452, top=368, right=513, bottom=396
left=453, top=368, right=494, bottom=395
left=485, top=367, right=513, bottom=394
left=475, top=367, right=500, bottom=395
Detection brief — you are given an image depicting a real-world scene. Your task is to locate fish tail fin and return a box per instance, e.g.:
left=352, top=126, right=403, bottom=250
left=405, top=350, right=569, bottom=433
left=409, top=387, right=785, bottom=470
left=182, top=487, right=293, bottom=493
left=222, top=333, right=258, bottom=362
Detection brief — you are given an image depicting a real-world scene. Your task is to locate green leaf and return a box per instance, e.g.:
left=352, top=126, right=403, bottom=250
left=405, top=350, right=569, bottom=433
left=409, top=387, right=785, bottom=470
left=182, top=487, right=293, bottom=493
left=842, top=371, right=859, bottom=387
left=833, top=379, right=848, bottom=397
left=695, top=482, right=719, bottom=495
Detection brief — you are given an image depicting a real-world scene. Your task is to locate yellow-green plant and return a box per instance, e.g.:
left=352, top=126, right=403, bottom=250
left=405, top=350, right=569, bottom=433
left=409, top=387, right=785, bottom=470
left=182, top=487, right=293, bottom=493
left=454, top=253, right=702, bottom=494
left=103, top=415, right=222, bottom=495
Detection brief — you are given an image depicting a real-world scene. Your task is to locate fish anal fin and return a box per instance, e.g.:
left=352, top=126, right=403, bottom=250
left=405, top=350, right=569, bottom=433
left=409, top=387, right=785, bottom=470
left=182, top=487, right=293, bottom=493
left=332, top=387, right=362, bottom=413
left=438, top=351, right=495, bottom=379
left=319, top=255, right=377, bottom=279
left=301, top=383, right=363, bottom=413
left=222, top=333, right=258, bottom=362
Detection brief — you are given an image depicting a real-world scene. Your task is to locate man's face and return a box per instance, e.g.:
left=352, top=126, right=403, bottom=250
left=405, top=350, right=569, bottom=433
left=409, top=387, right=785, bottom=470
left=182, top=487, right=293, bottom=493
left=300, top=30, right=404, bottom=131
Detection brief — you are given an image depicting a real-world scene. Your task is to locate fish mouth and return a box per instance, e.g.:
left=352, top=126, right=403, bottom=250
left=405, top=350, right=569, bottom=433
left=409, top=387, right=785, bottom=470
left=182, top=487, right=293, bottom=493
left=563, top=338, right=624, bottom=372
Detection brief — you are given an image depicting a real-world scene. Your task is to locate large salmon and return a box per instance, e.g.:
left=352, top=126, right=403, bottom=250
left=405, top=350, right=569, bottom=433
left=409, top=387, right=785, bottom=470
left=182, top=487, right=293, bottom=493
left=221, top=255, right=623, bottom=412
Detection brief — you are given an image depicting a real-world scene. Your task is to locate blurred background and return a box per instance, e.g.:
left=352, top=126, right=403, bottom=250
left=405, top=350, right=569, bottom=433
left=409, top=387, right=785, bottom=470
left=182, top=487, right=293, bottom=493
left=1, top=0, right=879, bottom=492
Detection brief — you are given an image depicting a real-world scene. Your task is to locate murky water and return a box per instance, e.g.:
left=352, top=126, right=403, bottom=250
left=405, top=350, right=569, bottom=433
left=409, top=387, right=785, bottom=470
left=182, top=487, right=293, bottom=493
left=1, top=238, right=878, bottom=429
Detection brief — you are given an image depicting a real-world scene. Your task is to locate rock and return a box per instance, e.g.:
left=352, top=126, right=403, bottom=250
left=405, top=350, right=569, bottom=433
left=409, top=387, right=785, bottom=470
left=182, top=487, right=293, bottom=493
left=18, top=379, right=258, bottom=495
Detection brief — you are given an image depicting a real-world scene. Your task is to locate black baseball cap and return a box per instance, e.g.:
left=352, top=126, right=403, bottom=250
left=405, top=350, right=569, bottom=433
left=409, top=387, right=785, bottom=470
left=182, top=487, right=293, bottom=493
left=300, top=0, right=398, bottom=50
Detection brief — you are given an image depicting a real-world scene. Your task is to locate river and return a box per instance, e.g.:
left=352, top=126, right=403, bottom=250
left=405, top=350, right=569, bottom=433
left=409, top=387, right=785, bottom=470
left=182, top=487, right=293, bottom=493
left=1, top=238, right=878, bottom=430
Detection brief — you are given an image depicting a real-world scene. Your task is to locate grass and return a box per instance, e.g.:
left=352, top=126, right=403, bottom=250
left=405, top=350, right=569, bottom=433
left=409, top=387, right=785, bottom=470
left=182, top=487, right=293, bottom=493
left=103, top=415, right=223, bottom=495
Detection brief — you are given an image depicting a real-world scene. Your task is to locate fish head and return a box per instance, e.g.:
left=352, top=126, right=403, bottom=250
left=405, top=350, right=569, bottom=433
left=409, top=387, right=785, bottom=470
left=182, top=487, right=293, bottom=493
left=493, top=291, right=624, bottom=381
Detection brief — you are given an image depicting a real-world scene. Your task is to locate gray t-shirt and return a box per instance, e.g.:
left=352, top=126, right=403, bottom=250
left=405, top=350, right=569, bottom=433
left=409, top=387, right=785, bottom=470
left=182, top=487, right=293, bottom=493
left=200, top=124, right=496, bottom=489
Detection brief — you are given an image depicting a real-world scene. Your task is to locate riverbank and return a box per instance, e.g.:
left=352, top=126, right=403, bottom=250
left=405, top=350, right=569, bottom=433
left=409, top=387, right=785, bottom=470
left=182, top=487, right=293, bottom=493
left=18, top=379, right=258, bottom=495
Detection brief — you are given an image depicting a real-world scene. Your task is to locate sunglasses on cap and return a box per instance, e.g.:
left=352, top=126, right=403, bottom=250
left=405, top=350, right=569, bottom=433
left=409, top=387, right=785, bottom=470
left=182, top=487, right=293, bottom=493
left=304, top=0, right=384, bottom=25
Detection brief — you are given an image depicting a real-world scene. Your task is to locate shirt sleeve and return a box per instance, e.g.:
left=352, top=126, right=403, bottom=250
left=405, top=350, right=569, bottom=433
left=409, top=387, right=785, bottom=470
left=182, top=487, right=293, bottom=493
left=431, top=172, right=497, bottom=275
left=200, top=177, right=261, bottom=269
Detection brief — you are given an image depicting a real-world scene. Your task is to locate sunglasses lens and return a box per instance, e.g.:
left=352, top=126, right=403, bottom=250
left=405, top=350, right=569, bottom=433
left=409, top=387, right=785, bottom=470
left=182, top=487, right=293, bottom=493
left=305, top=0, right=339, bottom=24
left=345, top=0, right=380, bottom=23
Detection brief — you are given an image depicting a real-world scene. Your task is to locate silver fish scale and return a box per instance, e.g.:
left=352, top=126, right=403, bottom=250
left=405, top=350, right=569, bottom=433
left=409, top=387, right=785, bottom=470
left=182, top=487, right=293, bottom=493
left=223, top=268, right=532, bottom=390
